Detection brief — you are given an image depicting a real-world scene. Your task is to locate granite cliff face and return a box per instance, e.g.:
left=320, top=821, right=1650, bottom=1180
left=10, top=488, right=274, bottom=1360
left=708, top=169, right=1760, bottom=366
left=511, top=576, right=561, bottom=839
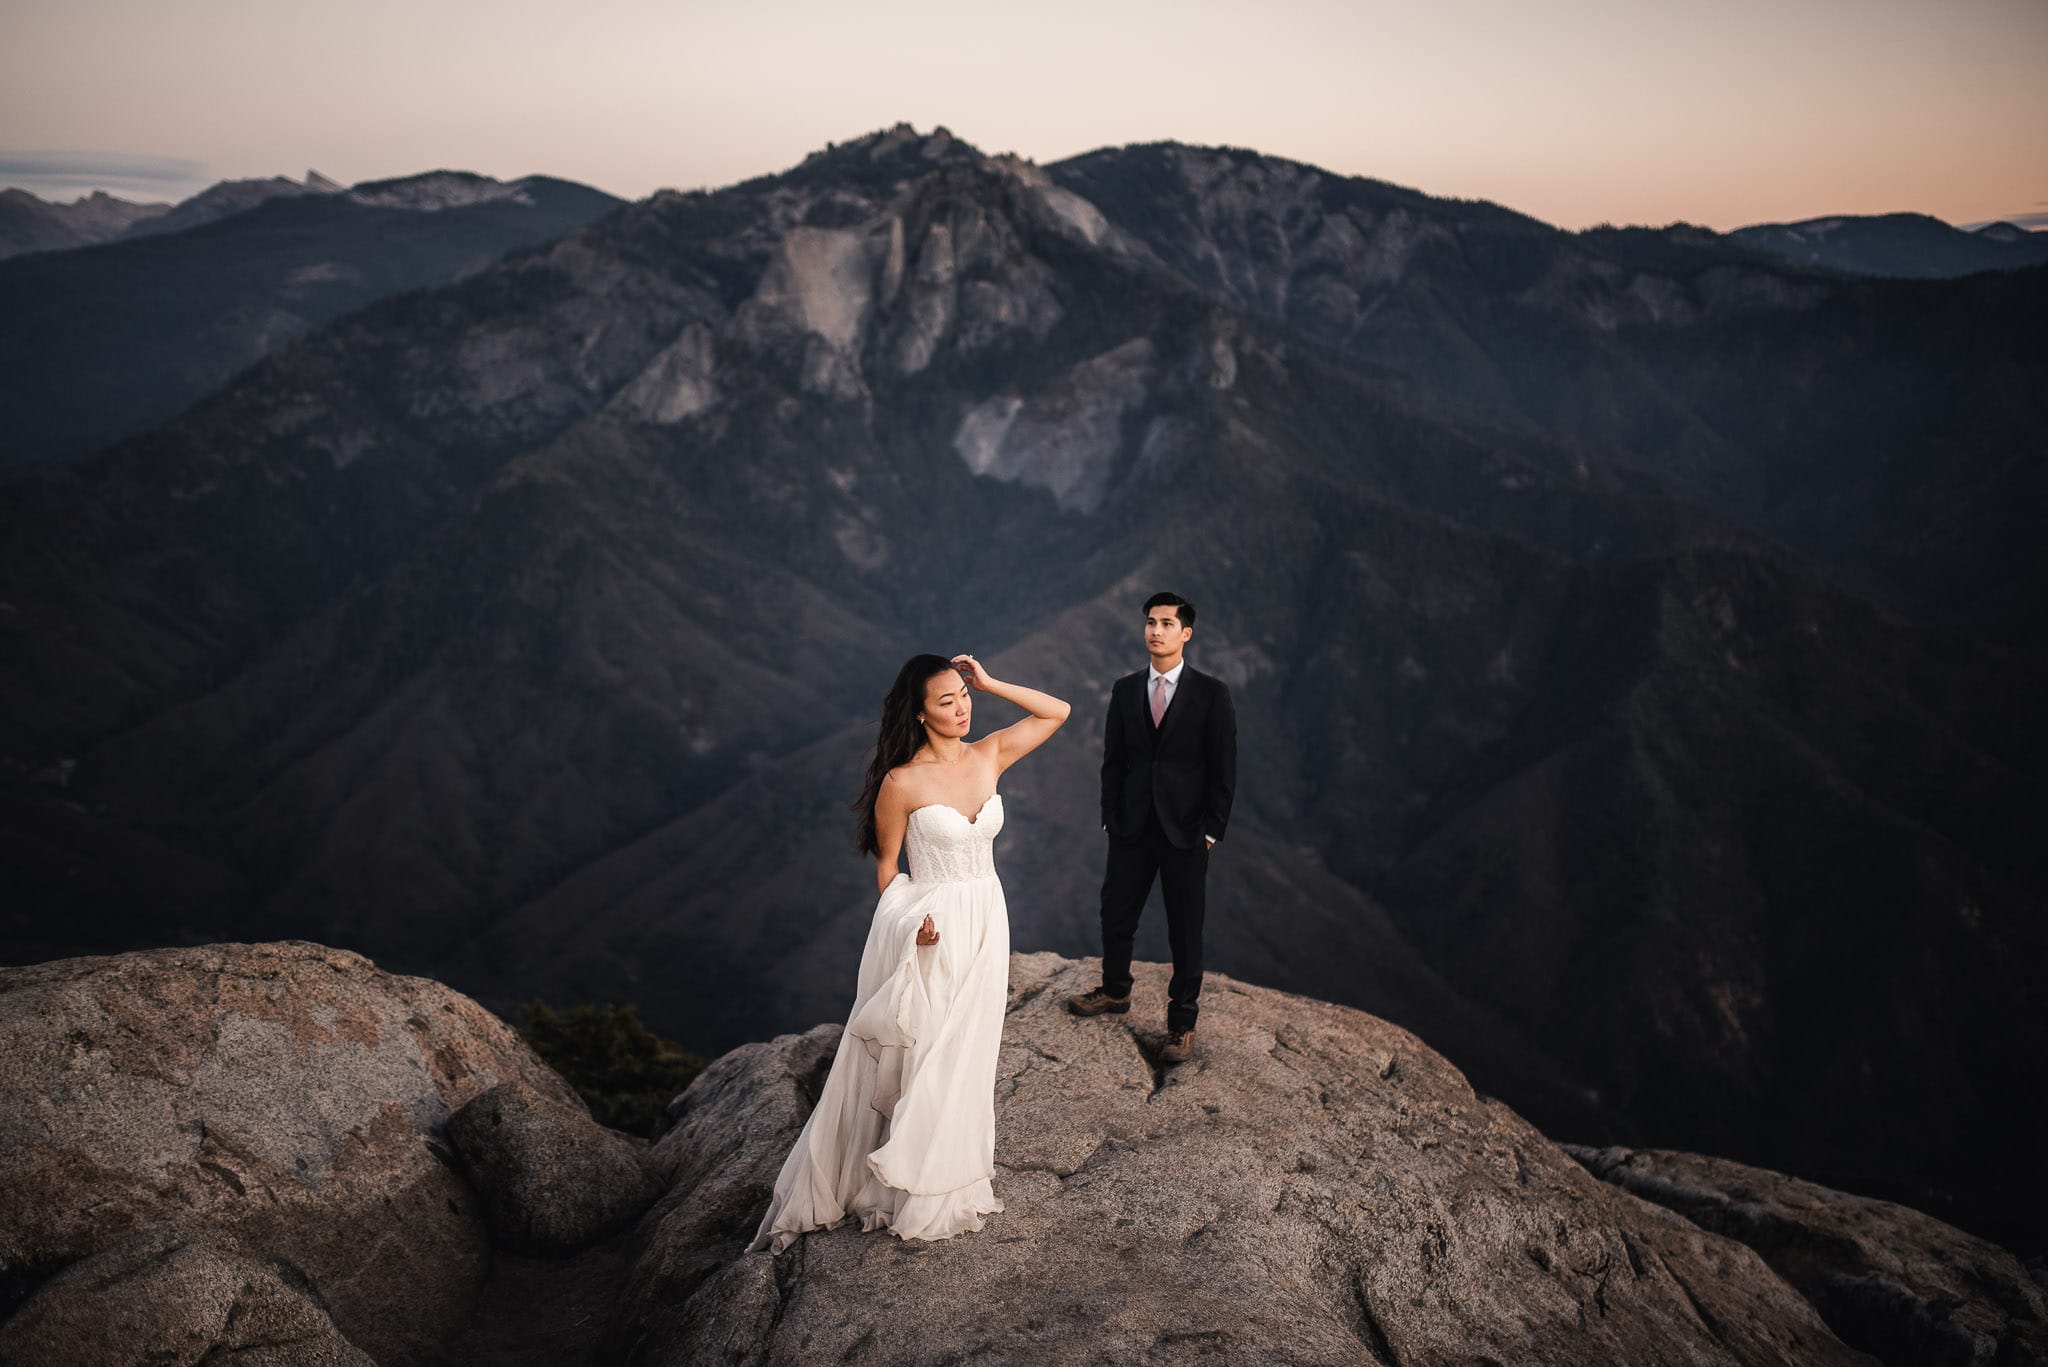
left=1049, top=143, right=2048, bottom=645
left=8, top=941, right=2044, bottom=1365
left=2, top=124, right=2042, bottom=1254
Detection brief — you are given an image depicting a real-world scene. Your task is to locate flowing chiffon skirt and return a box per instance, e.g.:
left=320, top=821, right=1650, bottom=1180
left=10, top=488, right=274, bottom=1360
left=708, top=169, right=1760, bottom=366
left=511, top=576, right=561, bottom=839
left=748, top=864, right=1010, bottom=1253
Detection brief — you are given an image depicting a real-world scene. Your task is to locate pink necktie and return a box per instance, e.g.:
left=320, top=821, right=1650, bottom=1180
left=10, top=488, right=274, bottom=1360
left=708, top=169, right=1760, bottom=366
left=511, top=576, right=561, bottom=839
left=1151, top=675, right=1168, bottom=727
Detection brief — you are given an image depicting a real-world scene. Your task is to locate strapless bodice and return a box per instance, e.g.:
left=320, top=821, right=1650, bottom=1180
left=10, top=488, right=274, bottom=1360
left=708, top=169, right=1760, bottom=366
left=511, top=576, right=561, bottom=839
left=904, top=794, right=1003, bottom=885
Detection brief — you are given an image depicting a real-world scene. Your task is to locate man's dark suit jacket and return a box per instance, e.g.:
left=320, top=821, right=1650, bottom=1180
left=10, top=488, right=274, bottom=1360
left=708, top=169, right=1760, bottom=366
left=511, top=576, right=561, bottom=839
left=1100, top=665, right=1237, bottom=850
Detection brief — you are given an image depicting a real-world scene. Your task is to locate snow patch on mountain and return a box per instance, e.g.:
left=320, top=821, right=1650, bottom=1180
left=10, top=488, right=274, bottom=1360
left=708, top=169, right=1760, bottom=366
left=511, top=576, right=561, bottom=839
left=347, top=173, right=533, bottom=212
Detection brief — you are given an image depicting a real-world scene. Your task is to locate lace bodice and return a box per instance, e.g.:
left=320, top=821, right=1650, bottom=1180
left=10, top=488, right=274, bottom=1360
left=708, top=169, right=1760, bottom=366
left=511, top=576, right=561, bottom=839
left=904, top=795, right=1003, bottom=885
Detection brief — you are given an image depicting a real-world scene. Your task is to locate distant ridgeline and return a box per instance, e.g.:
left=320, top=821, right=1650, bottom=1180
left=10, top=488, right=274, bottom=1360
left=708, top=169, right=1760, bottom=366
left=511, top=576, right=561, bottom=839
left=0, top=170, right=622, bottom=473
left=1728, top=210, right=2048, bottom=279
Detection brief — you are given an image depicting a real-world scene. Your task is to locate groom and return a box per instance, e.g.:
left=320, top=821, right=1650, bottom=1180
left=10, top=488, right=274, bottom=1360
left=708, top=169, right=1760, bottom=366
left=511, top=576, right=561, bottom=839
left=1068, top=591, right=1237, bottom=1063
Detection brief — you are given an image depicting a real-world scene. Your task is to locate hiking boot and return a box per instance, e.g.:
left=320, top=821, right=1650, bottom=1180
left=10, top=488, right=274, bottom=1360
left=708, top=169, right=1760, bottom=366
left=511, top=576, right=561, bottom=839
left=1066, top=987, right=1131, bottom=1016
left=1161, top=1027, right=1195, bottom=1063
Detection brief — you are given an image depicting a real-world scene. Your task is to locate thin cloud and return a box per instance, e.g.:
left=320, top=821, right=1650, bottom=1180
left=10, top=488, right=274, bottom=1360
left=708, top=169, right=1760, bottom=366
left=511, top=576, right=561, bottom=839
left=0, top=149, right=209, bottom=203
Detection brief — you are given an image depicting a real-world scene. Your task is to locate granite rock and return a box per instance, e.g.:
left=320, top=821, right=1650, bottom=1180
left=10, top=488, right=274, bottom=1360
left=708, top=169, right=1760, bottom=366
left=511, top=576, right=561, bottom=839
left=0, top=939, right=585, bottom=1364
left=0, top=1226, right=371, bottom=1367
left=448, top=1078, right=660, bottom=1254
left=609, top=952, right=1872, bottom=1366
left=1566, top=1144, right=2048, bottom=1367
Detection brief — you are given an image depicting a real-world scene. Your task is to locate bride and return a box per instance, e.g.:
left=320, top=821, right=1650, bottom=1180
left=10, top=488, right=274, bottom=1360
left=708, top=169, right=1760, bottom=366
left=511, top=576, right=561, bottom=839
left=748, top=651, right=1070, bottom=1253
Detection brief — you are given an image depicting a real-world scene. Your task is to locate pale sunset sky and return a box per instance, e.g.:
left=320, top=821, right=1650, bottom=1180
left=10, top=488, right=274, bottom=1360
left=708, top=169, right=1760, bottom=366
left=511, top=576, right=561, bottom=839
left=3, top=0, right=2044, bottom=231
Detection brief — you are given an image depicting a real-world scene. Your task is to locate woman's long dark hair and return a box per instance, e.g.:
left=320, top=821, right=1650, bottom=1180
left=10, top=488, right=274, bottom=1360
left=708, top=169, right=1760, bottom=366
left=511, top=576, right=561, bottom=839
left=854, top=653, right=963, bottom=855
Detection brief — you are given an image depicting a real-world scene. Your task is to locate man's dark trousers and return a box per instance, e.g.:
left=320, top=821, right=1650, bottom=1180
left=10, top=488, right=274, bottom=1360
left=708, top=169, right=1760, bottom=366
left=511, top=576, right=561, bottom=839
left=1099, top=809, right=1208, bottom=1034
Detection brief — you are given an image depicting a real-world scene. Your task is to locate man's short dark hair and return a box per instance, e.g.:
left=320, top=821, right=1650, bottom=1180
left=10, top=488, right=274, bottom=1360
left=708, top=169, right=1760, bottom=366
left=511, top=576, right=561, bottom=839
left=1144, top=591, right=1195, bottom=628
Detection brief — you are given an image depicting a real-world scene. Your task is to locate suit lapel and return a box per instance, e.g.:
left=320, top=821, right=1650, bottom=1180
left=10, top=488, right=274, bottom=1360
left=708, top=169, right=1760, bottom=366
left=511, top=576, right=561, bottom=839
left=1125, top=672, right=1156, bottom=755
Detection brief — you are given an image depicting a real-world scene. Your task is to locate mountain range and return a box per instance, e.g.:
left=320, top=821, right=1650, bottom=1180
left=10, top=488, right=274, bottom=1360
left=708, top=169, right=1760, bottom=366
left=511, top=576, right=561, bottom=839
left=0, top=170, right=621, bottom=474
left=5, top=157, right=2037, bottom=475
left=0, top=188, right=169, bottom=257
left=2, top=124, right=2041, bottom=1254
left=1732, top=211, right=2048, bottom=279
left=0, top=171, right=355, bottom=260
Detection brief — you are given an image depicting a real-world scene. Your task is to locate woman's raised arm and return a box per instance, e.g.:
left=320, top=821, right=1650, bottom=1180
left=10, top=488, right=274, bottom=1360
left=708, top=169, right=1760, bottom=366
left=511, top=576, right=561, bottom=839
left=952, top=654, right=1070, bottom=774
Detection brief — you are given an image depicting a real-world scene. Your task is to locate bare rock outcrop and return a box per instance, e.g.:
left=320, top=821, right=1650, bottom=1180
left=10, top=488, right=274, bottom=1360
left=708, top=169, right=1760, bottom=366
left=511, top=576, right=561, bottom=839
left=0, top=940, right=595, bottom=1365
left=1566, top=1144, right=2048, bottom=1367
left=0, top=1227, right=371, bottom=1366
left=448, top=1078, right=659, bottom=1254
left=10, top=939, right=2021, bottom=1365
left=610, top=952, right=1873, bottom=1365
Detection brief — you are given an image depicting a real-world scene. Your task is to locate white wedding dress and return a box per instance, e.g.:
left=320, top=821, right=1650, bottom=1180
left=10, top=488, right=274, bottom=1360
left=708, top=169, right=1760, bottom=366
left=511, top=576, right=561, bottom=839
left=748, top=794, right=1010, bottom=1253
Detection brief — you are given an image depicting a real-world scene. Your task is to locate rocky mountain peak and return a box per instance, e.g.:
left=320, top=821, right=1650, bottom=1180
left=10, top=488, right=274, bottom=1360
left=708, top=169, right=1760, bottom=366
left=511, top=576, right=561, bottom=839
left=840, top=120, right=974, bottom=165
left=596, top=145, right=1144, bottom=421
left=780, top=122, right=987, bottom=194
